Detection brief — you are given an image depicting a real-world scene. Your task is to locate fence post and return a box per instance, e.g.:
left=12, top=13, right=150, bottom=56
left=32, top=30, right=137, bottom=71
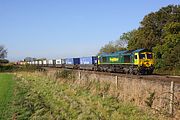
left=115, top=76, right=118, bottom=89
left=169, top=81, right=174, bottom=116
left=79, top=71, right=81, bottom=80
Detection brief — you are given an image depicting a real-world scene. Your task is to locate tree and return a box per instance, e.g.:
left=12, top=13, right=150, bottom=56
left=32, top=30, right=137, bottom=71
left=153, top=22, right=180, bottom=69
left=0, top=45, right=7, bottom=59
left=98, top=40, right=127, bottom=55
left=127, top=5, right=180, bottom=50
left=98, top=32, right=131, bottom=55
left=98, top=41, right=117, bottom=55
left=116, top=32, right=130, bottom=48
left=125, top=5, right=180, bottom=71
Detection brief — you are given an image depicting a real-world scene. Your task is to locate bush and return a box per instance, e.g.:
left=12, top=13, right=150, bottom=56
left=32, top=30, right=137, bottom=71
left=54, top=69, right=75, bottom=79
left=0, top=64, right=41, bottom=72
left=0, top=64, right=15, bottom=72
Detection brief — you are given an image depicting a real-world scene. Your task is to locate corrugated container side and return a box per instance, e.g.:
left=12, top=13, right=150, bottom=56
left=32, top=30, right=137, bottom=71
left=43, top=60, right=47, bottom=64
left=48, top=60, right=53, bottom=64
left=73, top=58, right=80, bottom=64
left=39, top=61, right=42, bottom=64
left=80, top=57, right=93, bottom=64
left=92, top=56, right=97, bottom=64
left=80, top=56, right=97, bottom=64
left=65, top=58, right=74, bottom=64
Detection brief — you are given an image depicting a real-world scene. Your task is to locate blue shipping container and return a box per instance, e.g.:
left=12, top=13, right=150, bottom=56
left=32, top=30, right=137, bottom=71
left=80, top=56, right=97, bottom=65
left=65, top=58, right=80, bottom=65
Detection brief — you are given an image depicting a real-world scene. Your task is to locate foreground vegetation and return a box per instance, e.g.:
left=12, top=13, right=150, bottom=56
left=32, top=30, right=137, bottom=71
left=0, top=73, right=15, bottom=119
left=0, top=72, right=157, bottom=120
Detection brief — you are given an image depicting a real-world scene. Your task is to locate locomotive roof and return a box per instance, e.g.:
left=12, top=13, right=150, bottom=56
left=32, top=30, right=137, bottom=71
left=132, top=48, right=148, bottom=53
left=99, top=48, right=151, bottom=56
left=100, top=50, right=127, bottom=56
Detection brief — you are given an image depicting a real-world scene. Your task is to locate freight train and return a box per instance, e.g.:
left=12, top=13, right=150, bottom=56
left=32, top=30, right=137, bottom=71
left=26, top=48, right=155, bottom=75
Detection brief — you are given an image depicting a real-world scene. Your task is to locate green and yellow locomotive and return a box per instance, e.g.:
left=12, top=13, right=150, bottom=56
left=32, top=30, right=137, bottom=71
left=97, top=49, right=154, bottom=74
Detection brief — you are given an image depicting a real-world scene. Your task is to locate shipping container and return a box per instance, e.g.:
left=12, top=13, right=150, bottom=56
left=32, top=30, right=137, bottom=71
left=65, top=58, right=80, bottom=65
left=65, top=58, right=80, bottom=69
left=55, top=59, right=66, bottom=67
left=43, top=60, right=47, bottom=65
left=56, top=59, right=62, bottom=64
left=79, top=56, right=97, bottom=70
left=48, top=59, right=56, bottom=67
left=35, top=61, right=38, bottom=65
left=80, top=56, right=97, bottom=65
left=38, top=61, right=42, bottom=65
left=48, top=60, right=53, bottom=65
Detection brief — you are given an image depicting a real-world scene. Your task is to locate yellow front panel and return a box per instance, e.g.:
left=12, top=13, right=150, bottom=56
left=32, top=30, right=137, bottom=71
left=139, top=52, right=154, bottom=67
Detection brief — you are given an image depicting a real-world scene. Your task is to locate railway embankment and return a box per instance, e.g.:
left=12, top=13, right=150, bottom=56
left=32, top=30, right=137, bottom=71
left=44, top=67, right=180, bottom=118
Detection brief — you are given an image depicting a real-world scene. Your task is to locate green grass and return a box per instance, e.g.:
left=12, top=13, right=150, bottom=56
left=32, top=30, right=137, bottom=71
left=0, top=73, right=15, bottom=120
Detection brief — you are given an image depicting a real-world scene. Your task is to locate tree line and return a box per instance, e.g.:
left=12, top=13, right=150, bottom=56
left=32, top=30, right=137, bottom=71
left=0, top=45, right=8, bottom=64
left=99, top=5, right=180, bottom=72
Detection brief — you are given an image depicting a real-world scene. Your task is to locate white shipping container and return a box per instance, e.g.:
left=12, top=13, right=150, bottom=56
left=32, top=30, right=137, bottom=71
left=48, top=60, right=53, bottom=64
left=43, top=60, right=47, bottom=65
left=39, top=61, right=42, bottom=64
left=56, top=59, right=62, bottom=64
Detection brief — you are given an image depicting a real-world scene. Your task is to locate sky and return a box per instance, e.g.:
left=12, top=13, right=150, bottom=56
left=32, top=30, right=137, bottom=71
left=0, top=0, right=179, bottom=61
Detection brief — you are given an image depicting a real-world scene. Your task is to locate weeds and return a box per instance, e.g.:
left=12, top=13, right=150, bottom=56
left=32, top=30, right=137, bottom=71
left=145, top=91, right=156, bottom=108
left=54, top=69, right=75, bottom=80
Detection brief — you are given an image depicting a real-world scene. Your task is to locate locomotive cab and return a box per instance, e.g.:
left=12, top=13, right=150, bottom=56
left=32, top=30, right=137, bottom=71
left=133, top=49, right=155, bottom=74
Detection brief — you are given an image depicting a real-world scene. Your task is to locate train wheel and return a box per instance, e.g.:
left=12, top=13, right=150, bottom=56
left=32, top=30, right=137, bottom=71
left=147, top=70, right=153, bottom=75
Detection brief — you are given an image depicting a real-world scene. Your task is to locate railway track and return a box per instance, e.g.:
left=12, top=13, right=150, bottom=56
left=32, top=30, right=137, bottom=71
left=42, top=67, right=180, bottom=84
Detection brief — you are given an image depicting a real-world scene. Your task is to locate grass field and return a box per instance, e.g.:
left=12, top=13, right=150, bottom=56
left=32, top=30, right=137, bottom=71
left=0, top=73, right=15, bottom=119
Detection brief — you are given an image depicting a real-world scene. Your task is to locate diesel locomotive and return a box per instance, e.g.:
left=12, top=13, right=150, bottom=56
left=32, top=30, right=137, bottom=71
left=26, top=48, right=155, bottom=75
left=97, top=48, right=154, bottom=74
